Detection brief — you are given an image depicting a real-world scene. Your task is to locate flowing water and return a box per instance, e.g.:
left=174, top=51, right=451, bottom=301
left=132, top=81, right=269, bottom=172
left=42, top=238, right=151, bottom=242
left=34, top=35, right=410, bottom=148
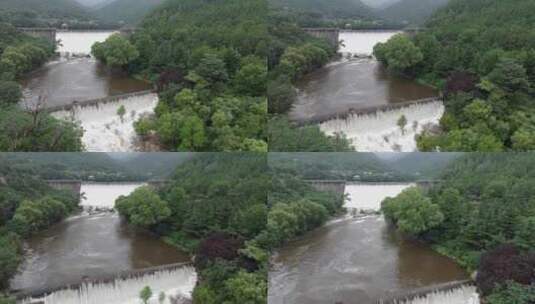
left=268, top=183, right=470, bottom=304
left=51, top=93, right=159, bottom=152
left=21, top=31, right=151, bottom=109
left=319, top=100, right=445, bottom=152
left=10, top=183, right=194, bottom=303
left=392, top=286, right=479, bottom=304
left=291, top=31, right=442, bottom=152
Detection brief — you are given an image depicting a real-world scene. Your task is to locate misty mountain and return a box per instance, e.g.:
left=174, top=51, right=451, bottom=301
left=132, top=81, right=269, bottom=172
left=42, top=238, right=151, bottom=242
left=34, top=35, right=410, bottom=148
left=378, top=0, right=450, bottom=25
left=73, top=0, right=114, bottom=8
left=361, top=0, right=399, bottom=9
left=94, top=0, right=165, bottom=24
left=0, top=0, right=88, bottom=18
left=270, top=0, right=373, bottom=19
left=378, top=153, right=462, bottom=178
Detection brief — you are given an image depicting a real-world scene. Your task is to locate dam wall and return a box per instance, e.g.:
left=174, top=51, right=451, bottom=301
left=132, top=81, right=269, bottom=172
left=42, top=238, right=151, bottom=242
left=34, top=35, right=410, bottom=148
left=45, top=180, right=82, bottom=197
left=303, top=28, right=340, bottom=49
left=18, top=28, right=57, bottom=45
left=305, top=180, right=346, bottom=199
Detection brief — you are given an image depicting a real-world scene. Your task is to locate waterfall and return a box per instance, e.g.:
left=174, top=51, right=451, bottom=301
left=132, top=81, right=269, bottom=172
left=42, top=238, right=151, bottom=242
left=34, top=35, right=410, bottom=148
left=52, top=93, right=158, bottom=152
left=320, top=100, right=444, bottom=152
left=20, top=266, right=197, bottom=304
left=391, top=285, right=480, bottom=304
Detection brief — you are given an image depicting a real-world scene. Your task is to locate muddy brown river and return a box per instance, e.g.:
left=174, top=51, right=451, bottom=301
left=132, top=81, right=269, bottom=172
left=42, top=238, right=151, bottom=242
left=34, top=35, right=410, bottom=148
left=268, top=184, right=468, bottom=304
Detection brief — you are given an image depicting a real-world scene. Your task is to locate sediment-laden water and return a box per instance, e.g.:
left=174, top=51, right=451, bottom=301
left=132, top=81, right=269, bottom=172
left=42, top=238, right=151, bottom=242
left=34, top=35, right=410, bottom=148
left=268, top=183, right=470, bottom=304
left=291, top=31, right=442, bottom=152
left=51, top=93, right=159, bottom=152
left=21, top=31, right=151, bottom=109
left=10, top=183, right=193, bottom=301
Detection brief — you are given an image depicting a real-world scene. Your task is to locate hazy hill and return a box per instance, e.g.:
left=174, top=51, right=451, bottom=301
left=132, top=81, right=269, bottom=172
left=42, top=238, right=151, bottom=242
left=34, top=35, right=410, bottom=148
left=74, top=0, right=114, bottom=8
left=377, top=152, right=462, bottom=178
left=94, top=0, right=165, bottom=24
left=270, top=0, right=373, bottom=19
left=379, top=0, right=450, bottom=25
left=0, top=0, right=88, bottom=18
left=361, top=0, right=399, bottom=9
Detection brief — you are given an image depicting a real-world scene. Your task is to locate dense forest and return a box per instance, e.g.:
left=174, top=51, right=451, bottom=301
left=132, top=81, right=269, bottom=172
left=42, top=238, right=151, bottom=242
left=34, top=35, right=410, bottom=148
left=382, top=153, right=535, bottom=303
left=92, top=0, right=267, bottom=152
left=0, top=23, right=83, bottom=152
left=374, top=0, right=535, bottom=151
left=115, top=153, right=269, bottom=303
left=0, top=153, right=190, bottom=182
left=0, top=162, right=79, bottom=302
left=267, top=9, right=354, bottom=152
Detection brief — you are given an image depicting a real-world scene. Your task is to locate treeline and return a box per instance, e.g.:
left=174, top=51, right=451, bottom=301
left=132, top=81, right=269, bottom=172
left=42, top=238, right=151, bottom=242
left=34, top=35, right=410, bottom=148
left=267, top=10, right=353, bottom=152
left=115, top=153, right=269, bottom=303
left=92, top=0, right=268, bottom=152
left=266, top=161, right=346, bottom=248
left=374, top=0, right=535, bottom=151
left=0, top=162, right=79, bottom=302
left=381, top=153, right=535, bottom=303
left=0, top=23, right=83, bottom=152
left=268, top=0, right=400, bottom=30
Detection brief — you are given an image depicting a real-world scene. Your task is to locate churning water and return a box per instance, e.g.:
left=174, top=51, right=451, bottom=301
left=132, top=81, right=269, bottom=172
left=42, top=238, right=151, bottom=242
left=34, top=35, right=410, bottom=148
left=52, top=93, right=158, bottom=152
left=20, top=266, right=197, bottom=304
left=319, top=100, right=445, bottom=152
left=391, top=285, right=480, bottom=304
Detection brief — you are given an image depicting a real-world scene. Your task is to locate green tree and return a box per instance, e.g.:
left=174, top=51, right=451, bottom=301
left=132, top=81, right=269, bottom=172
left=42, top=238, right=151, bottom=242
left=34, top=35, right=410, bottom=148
left=224, top=271, right=267, bottom=304
left=0, top=235, right=20, bottom=290
left=115, top=186, right=171, bottom=227
left=117, top=105, right=126, bottom=123
left=0, top=81, right=22, bottom=105
left=139, top=286, right=152, bottom=304
left=91, top=34, right=139, bottom=68
left=382, top=187, right=444, bottom=236
left=397, top=115, right=408, bottom=134
left=373, top=34, right=423, bottom=72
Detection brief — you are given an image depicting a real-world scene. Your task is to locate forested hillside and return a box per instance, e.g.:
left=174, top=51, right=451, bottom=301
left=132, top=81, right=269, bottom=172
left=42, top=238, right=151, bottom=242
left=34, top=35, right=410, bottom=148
left=92, top=0, right=267, bottom=151
left=94, top=0, right=165, bottom=25
left=115, top=153, right=268, bottom=303
left=269, top=0, right=396, bottom=29
left=374, top=0, right=535, bottom=151
left=382, top=153, right=535, bottom=303
left=378, top=0, right=449, bottom=25
left=0, top=163, right=79, bottom=302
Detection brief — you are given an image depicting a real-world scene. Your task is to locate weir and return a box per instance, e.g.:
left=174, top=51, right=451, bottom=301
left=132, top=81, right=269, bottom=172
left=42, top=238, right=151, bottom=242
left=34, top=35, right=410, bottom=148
left=303, top=28, right=340, bottom=49
left=16, top=262, right=196, bottom=304
left=319, top=99, right=445, bottom=152
left=376, top=281, right=478, bottom=304
left=44, top=90, right=155, bottom=113
left=51, top=92, right=159, bottom=152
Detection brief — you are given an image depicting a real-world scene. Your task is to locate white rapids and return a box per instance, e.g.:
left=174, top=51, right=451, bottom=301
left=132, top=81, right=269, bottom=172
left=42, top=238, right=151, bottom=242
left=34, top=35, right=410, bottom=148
left=20, top=266, right=197, bottom=304
left=52, top=93, right=158, bottom=152
left=319, top=100, right=445, bottom=152
left=80, top=183, right=145, bottom=209
left=393, top=285, right=480, bottom=304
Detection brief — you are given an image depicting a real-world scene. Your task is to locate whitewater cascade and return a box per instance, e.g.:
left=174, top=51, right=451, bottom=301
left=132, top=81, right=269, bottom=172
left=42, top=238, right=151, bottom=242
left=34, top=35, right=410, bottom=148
left=391, top=285, right=480, bottom=304
left=20, top=266, right=197, bottom=304
left=345, top=183, right=414, bottom=211
left=52, top=93, right=158, bottom=152
left=319, top=100, right=445, bottom=152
